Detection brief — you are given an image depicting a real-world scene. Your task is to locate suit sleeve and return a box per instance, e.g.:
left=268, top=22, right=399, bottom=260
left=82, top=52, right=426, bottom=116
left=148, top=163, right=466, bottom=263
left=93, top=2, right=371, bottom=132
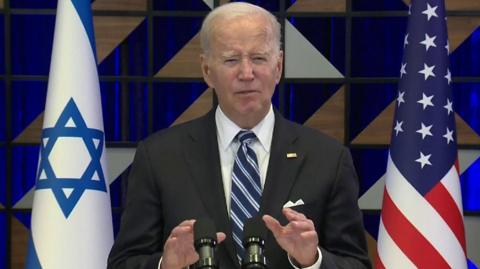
left=319, top=147, right=372, bottom=269
left=107, top=141, right=164, bottom=269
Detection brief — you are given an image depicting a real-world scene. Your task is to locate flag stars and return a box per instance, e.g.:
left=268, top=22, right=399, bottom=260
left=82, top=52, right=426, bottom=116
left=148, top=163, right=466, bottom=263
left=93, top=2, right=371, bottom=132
left=404, top=34, right=409, bottom=47
left=397, top=91, right=405, bottom=107
left=417, top=93, right=434, bottom=109
left=422, top=3, right=439, bottom=21
left=445, top=69, right=451, bottom=84
left=443, top=127, right=454, bottom=144
left=445, top=40, right=450, bottom=53
left=416, top=123, right=433, bottom=139
left=400, top=63, right=407, bottom=77
left=420, top=34, right=437, bottom=51
left=444, top=99, right=453, bottom=115
left=416, top=152, right=432, bottom=169
left=419, top=63, right=436, bottom=80
left=394, top=121, right=404, bottom=136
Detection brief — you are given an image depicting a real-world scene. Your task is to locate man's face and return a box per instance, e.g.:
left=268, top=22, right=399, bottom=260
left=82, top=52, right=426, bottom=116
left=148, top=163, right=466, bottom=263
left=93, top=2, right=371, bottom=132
left=201, top=15, right=283, bottom=126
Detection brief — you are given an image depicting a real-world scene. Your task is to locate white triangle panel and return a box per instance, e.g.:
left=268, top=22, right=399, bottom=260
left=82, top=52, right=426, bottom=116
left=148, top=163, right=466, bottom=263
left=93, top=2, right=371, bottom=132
left=285, top=20, right=344, bottom=78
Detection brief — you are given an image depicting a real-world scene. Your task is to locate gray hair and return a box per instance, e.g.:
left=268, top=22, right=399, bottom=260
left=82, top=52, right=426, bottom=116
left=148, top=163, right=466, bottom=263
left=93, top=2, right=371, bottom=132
left=200, top=2, right=281, bottom=56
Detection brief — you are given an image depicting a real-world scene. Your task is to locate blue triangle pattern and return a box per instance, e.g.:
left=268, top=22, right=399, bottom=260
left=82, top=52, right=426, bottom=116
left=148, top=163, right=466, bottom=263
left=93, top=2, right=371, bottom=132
left=11, top=81, right=47, bottom=138
left=353, top=0, right=408, bottom=11
left=351, top=149, right=389, bottom=197
left=362, top=212, right=381, bottom=240
left=98, top=19, right=148, bottom=76
left=154, top=0, right=210, bottom=11
left=12, top=146, right=40, bottom=206
left=283, top=83, right=342, bottom=124
left=0, top=148, right=5, bottom=206
left=231, top=0, right=279, bottom=11
left=349, top=83, right=397, bottom=141
left=14, top=212, right=32, bottom=229
left=153, top=17, right=204, bottom=73
left=452, top=82, right=480, bottom=137
left=461, top=157, right=480, bottom=211
left=351, top=17, right=407, bottom=77
left=450, top=27, right=480, bottom=77
left=152, top=82, right=208, bottom=131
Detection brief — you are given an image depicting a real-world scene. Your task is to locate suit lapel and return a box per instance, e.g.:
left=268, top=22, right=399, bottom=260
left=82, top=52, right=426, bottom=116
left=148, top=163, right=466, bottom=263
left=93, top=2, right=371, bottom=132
left=260, top=113, right=305, bottom=265
left=260, top=112, right=305, bottom=219
left=183, top=110, right=238, bottom=266
left=183, top=110, right=305, bottom=266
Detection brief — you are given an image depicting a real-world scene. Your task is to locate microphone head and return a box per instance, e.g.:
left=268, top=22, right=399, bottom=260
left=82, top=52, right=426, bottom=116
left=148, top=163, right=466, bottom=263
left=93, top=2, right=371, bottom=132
left=194, top=218, right=217, bottom=247
left=194, top=218, right=218, bottom=268
left=241, top=217, right=267, bottom=269
left=242, top=217, right=267, bottom=247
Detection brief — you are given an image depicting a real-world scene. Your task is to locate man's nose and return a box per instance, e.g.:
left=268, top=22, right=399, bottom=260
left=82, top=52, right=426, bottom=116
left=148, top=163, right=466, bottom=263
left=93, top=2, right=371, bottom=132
left=238, top=59, right=254, bottom=80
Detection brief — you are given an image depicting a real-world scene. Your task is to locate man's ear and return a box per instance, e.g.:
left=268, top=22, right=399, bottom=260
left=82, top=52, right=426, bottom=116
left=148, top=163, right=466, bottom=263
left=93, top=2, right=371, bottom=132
left=275, top=50, right=284, bottom=84
left=200, top=54, right=213, bottom=88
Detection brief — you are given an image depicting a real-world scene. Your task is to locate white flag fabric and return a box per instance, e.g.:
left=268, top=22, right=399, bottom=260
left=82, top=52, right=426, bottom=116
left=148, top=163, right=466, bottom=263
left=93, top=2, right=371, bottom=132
left=25, top=0, right=113, bottom=268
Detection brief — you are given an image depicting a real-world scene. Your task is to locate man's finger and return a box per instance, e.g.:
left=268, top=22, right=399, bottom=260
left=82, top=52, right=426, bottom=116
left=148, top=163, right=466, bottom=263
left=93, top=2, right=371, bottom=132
left=216, top=232, right=227, bottom=243
left=178, top=219, right=196, bottom=227
left=283, top=208, right=307, bottom=222
left=170, top=225, right=193, bottom=238
left=262, top=214, right=283, bottom=236
left=171, top=219, right=195, bottom=236
left=287, top=220, right=315, bottom=232
left=300, top=230, right=318, bottom=241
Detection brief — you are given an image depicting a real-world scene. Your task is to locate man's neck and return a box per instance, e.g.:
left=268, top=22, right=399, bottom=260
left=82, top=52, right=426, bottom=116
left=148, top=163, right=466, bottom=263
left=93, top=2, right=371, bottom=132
left=219, top=107, right=270, bottom=130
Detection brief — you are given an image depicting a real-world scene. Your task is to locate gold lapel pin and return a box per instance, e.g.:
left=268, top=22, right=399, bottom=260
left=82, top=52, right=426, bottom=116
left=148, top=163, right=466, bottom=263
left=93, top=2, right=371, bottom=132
left=286, top=153, right=297, bottom=158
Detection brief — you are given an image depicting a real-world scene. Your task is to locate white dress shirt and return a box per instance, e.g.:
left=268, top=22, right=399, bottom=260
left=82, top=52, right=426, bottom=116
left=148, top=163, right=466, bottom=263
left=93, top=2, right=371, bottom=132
left=215, top=105, right=274, bottom=212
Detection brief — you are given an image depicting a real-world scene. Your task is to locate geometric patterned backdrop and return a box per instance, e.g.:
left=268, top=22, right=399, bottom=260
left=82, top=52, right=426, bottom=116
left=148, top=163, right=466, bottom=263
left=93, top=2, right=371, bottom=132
left=1, top=0, right=479, bottom=268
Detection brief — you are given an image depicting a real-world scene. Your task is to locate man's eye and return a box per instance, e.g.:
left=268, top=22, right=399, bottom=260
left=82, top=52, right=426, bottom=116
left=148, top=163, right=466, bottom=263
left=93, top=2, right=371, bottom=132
left=253, top=57, right=267, bottom=63
left=224, top=59, right=238, bottom=64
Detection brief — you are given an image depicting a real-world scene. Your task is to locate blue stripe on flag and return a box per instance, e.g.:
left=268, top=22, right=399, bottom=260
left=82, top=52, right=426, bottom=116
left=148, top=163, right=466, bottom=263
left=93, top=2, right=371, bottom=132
left=25, top=234, right=42, bottom=269
left=70, top=0, right=97, bottom=61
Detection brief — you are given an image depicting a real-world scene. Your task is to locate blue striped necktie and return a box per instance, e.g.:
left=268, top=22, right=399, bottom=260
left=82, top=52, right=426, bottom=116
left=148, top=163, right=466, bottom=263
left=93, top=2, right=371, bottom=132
left=230, top=130, right=262, bottom=262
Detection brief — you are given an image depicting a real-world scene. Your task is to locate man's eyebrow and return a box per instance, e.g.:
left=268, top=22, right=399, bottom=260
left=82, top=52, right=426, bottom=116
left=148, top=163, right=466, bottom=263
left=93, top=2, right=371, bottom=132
left=220, top=51, right=271, bottom=58
left=251, top=52, right=270, bottom=56
left=220, top=52, right=238, bottom=59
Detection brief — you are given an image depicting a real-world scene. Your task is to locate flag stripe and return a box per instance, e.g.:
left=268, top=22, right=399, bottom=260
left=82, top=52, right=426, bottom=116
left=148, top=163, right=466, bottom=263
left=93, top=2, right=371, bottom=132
left=375, top=256, right=386, bottom=269
left=382, top=187, right=450, bottom=268
left=425, top=180, right=466, bottom=252
left=441, top=165, right=464, bottom=215
left=385, top=156, right=466, bottom=268
left=377, top=218, right=416, bottom=269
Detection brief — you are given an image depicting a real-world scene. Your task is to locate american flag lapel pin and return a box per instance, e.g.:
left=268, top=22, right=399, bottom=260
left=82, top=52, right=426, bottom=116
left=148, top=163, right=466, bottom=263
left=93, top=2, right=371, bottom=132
left=286, top=152, right=297, bottom=158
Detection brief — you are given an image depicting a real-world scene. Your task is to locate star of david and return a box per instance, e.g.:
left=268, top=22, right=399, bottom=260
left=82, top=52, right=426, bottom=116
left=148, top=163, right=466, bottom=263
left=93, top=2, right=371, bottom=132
left=36, top=98, right=107, bottom=218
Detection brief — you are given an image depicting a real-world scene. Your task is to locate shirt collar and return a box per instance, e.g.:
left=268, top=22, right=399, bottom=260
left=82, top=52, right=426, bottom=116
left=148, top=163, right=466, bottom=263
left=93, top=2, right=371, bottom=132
left=215, top=105, right=275, bottom=153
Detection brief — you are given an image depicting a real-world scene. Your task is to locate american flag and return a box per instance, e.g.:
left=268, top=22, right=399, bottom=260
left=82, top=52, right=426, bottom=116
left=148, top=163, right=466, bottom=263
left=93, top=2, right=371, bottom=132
left=376, top=0, right=467, bottom=268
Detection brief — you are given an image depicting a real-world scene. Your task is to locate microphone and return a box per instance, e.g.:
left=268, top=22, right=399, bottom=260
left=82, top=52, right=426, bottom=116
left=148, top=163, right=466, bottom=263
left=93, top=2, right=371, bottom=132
left=242, top=217, right=267, bottom=269
left=194, top=218, right=218, bottom=269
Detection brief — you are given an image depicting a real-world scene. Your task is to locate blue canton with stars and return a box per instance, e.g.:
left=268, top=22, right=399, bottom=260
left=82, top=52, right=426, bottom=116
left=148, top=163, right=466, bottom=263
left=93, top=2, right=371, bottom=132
left=391, top=0, right=456, bottom=196
left=36, top=98, right=107, bottom=218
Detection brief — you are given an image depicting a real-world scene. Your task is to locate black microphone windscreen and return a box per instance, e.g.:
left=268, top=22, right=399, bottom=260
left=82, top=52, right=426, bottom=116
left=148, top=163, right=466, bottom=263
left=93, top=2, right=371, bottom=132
left=194, top=218, right=217, bottom=243
left=243, top=217, right=267, bottom=242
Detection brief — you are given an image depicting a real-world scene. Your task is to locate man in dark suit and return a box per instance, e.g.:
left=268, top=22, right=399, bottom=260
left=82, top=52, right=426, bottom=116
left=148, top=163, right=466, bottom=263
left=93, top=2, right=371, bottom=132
left=108, top=2, right=370, bottom=269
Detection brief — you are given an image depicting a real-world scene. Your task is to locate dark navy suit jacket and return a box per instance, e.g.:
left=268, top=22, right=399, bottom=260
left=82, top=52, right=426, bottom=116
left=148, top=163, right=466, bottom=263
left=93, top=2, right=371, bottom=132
left=108, top=109, right=371, bottom=269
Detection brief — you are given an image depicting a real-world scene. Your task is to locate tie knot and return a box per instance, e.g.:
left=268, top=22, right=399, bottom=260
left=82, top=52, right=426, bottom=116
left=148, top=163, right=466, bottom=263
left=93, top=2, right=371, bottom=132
left=237, top=130, right=256, bottom=145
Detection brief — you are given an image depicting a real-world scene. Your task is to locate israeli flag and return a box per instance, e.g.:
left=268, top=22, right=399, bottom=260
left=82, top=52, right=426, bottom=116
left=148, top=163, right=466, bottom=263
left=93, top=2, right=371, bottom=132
left=25, top=0, right=113, bottom=268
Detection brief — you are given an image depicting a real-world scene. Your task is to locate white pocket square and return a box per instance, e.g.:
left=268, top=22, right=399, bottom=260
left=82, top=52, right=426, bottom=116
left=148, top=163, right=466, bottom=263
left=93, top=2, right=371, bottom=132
left=282, top=199, right=305, bottom=208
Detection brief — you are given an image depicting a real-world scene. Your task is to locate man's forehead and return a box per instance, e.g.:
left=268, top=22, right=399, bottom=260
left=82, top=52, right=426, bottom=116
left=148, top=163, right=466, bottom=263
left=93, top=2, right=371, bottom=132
left=212, top=28, right=274, bottom=53
left=211, top=14, right=272, bottom=38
